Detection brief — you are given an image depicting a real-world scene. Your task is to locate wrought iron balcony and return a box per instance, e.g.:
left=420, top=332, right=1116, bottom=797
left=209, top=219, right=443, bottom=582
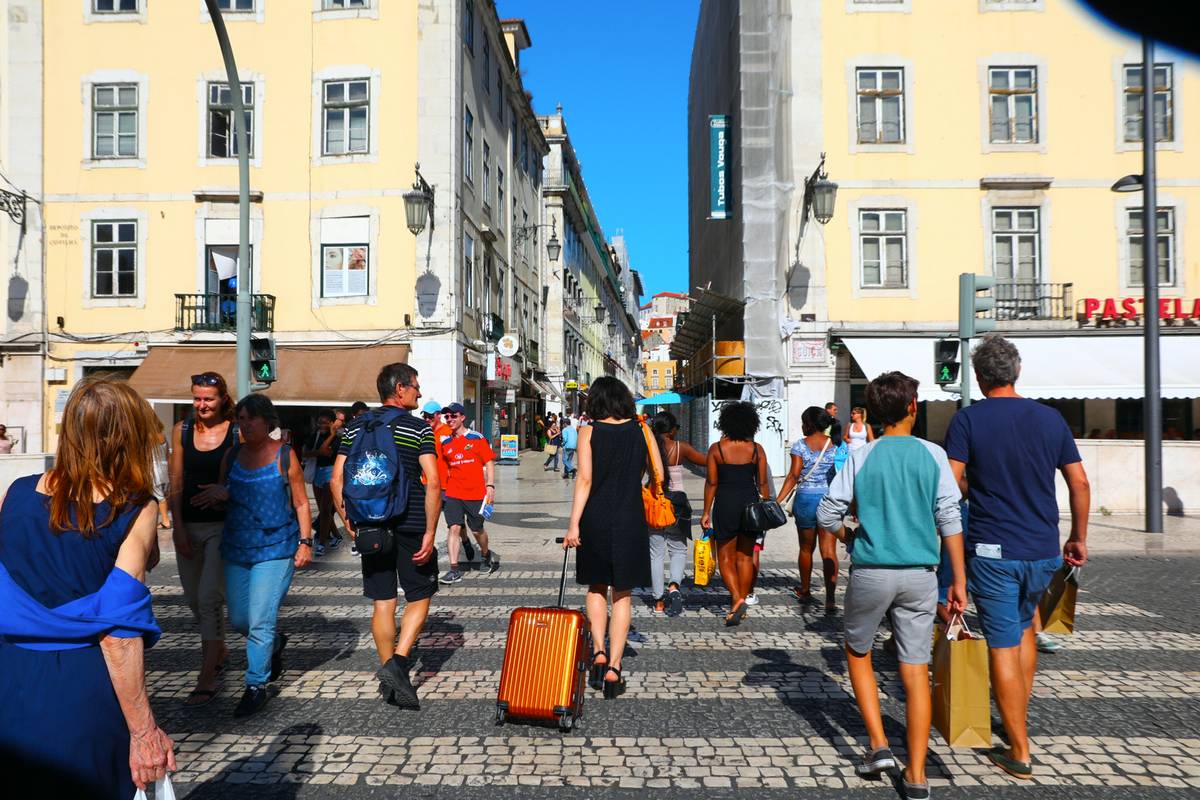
left=992, top=281, right=1073, bottom=321
left=175, top=293, right=276, bottom=333
left=482, top=312, right=505, bottom=342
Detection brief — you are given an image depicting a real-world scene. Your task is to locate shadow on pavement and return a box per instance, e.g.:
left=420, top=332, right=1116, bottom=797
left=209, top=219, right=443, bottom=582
left=181, top=722, right=319, bottom=800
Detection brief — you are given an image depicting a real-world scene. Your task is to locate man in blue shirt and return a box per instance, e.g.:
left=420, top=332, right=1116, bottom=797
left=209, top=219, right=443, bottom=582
left=944, top=335, right=1090, bottom=780
left=560, top=416, right=578, bottom=479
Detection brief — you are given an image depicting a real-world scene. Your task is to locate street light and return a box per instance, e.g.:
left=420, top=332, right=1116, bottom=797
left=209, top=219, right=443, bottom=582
left=804, top=153, right=838, bottom=225
left=546, top=226, right=561, bottom=262
left=593, top=303, right=605, bottom=322
left=1111, top=174, right=1143, bottom=192
left=513, top=219, right=561, bottom=263
left=403, top=163, right=435, bottom=235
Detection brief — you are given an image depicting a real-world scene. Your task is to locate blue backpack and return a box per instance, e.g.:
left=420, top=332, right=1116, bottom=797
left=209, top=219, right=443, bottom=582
left=342, top=406, right=409, bottom=524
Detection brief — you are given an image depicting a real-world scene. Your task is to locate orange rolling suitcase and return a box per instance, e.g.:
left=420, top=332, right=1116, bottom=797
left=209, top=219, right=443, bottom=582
left=495, top=538, right=590, bottom=731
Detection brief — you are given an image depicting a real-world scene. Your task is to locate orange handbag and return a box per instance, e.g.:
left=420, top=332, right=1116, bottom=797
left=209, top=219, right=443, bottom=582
left=640, top=422, right=677, bottom=529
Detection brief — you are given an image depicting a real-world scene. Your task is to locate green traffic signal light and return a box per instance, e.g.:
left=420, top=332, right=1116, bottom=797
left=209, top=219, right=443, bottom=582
left=939, top=364, right=953, bottom=382
left=934, top=338, right=960, bottom=386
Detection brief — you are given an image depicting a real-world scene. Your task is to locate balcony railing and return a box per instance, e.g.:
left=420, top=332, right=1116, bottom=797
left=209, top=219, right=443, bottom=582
left=175, top=293, right=276, bottom=333
left=483, top=312, right=505, bottom=342
left=992, top=281, right=1073, bottom=321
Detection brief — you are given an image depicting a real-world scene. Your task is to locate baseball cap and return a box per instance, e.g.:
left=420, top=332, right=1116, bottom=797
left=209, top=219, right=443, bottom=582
left=442, top=402, right=467, bottom=416
left=421, top=400, right=442, bottom=415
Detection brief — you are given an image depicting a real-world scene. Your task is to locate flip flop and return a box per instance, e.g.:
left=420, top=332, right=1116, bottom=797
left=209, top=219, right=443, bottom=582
left=184, top=688, right=219, bottom=707
left=724, top=602, right=749, bottom=627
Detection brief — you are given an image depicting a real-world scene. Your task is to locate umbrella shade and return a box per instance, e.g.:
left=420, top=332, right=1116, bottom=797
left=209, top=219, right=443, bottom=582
left=635, top=391, right=693, bottom=406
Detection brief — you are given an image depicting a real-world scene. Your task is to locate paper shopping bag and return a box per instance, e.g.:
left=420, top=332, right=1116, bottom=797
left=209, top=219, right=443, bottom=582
left=693, top=536, right=715, bottom=587
left=932, top=615, right=991, bottom=749
left=1038, top=563, right=1079, bottom=634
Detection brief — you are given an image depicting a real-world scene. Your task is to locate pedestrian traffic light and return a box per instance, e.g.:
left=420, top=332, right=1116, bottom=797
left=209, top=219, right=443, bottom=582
left=250, top=335, right=277, bottom=384
left=934, top=339, right=960, bottom=386
left=958, top=273, right=996, bottom=339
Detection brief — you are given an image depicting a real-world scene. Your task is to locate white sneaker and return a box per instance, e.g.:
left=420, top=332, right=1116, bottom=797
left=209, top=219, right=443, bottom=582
left=744, top=593, right=760, bottom=606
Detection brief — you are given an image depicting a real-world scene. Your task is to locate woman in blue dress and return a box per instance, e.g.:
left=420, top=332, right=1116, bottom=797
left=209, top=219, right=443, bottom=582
left=0, top=376, right=174, bottom=797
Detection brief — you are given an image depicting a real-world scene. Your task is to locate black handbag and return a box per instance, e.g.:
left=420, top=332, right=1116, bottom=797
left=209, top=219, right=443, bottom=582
left=354, top=525, right=395, bottom=557
left=741, top=447, right=788, bottom=532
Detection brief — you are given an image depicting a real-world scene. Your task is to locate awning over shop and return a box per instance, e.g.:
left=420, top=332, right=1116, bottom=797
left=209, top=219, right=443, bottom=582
left=839, top=335, right=1200, bottom=402
left=128, top=344, right=411, bottom=405
left=533, top=377, right=563, bottom=402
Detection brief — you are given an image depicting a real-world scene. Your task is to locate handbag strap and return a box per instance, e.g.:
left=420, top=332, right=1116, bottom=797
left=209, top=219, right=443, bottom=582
left=640, top=421, right=663, bottom=491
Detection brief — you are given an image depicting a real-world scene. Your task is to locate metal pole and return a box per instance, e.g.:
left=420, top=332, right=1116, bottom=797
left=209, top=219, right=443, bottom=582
left=960, top=336, right=971, bottom=407
left=1141, top=36, right=1163, bottom=533
left=205, top=0, right=251, bottom=398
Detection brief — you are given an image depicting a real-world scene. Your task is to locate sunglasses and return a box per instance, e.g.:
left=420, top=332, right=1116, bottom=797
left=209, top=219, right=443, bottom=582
left=445, top=412, right=465, bottom=418
left=191, top=373, right=222, bottom=387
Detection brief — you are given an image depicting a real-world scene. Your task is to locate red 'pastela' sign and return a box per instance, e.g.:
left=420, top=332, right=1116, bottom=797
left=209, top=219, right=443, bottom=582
left=1082, top=297, right=1200, bottom=320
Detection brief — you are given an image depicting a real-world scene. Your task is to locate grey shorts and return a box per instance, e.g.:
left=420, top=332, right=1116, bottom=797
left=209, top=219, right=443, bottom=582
left=844, top=566, right=938, bottom=665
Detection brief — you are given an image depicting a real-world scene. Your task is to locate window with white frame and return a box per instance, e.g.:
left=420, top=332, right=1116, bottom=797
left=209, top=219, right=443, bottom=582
left=858, top=210, right=908, bottom=287
left=463, top=233, right=475, bottom=306
left=856, top=68, right=905, bottom=144
left=1123, top=64, right=1174, bottom=142
left=320, top=217, right=369, bottom=298
left=497, top=167, right=505, bottom=228
left=323, top=0, right=367, bottom=7
left=207, top=82, right=254, bottom=158
left=92, top=84, right=138, bottom=159
left=92, top=220, right=137, bottom=297
left=482, top=254, right=492, bottom=316
left=464, top=0, right=474, bottom=51
left=93, top=0, right=138, bottom=11
left=322, top=79, right=369, bottom=155
left=988, top=67, right=1038, bottom=143
left=991, top=208, right=1041, bottom=281
left=482, top=142, right=491, bottom=210
left=464, top=107, right=474, bottom=182
left=483, top=41, right=491, bottom=93
left=217, top=0, right=254, bottom=11
left=1127, top=207, right=1176, bottom=287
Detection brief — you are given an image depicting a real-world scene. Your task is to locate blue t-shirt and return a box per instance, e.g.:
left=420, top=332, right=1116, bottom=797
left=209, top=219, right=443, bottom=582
left=944, top=396, right=1080, bottom=561
left=561, top=426, right=578, bottom=450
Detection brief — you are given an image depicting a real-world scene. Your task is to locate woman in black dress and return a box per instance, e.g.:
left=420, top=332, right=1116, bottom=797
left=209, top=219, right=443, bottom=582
left=700, top=401, right=770, bottom=627
left=563, top=377, right=664, bottom=700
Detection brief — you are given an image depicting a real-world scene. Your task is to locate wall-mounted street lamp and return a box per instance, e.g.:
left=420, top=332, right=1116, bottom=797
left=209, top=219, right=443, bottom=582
left=803, top=152, right=838, bottom=225
left=1111, top=174, right=1143, bottom=192
left=404, top=162, right=436, bottom=235
left=513, top=219, right=561, bottom=263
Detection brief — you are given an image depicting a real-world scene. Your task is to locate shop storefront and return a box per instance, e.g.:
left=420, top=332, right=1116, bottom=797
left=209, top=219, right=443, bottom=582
left=486, top=351, right=519, bottom=452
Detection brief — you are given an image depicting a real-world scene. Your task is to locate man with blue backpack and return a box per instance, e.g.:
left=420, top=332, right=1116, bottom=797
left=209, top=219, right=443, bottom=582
left=331, top=362, right=441, bottom=710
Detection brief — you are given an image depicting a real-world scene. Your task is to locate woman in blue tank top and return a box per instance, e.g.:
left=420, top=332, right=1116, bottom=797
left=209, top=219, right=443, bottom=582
left=192, top=394, right=312, bottom=718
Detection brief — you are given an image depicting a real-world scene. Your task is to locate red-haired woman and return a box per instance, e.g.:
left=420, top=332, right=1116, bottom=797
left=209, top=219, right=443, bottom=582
left=168, top=370, right=238, bottom=705
left=0, top=376, right=174, bottom=797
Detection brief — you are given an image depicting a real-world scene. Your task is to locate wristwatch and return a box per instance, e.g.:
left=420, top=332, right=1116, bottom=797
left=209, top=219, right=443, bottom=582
left=299, top=538, right=314, bottom=547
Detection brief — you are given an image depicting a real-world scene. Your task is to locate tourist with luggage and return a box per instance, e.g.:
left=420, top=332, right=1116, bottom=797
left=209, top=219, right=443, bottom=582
left=775, top=406, right=840, bottom=612
left=168, top=370, right=236, bottom=707
left=562, top=377, right=661, bottom=699
left=700, top=401, right=770, bottom=627
left=191, top=394, right=312, bottom=718
left=331, top=363, right=442, bottom=710
left=648, top=411, right=706, bottom=616
left=438, top=402, right=500, bottom=585
left=817, top=370, right=966, bottom=800
left=944, top=335, right=1090, bottom=779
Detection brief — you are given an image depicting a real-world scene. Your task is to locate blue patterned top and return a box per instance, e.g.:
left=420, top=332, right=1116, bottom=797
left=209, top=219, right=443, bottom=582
left=789, top=438, right=838, bottom=492
left=221, top=446, right=298, bottom=564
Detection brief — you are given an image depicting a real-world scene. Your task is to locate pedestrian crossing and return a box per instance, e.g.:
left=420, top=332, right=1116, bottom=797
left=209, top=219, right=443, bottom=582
left=147, top=555, right=1200, bottom=795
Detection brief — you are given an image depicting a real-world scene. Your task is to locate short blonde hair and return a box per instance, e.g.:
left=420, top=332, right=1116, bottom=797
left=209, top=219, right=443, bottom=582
left=851, top=406, right=868, bottom=422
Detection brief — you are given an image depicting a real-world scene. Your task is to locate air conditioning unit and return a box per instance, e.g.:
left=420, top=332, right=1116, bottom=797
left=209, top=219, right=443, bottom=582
left=479, top=225, right=498, bottom=243
left=45, top=368, right=67, bottom=383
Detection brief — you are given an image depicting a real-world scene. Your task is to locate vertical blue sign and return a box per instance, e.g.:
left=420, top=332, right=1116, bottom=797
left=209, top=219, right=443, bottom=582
left=709, top=115, right=729, bottom=219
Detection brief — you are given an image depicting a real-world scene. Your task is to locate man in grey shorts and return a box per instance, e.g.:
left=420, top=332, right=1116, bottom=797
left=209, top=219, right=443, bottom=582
left=817, top=371, right=966, bottom=800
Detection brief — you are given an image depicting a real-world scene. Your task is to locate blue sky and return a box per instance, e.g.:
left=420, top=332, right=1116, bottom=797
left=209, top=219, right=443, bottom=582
left=500, top=0, right=699, bottom=303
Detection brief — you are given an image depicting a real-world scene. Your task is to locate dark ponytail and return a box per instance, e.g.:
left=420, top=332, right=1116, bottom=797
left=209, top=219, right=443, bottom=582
left=649, top=411, right=677, bottom=491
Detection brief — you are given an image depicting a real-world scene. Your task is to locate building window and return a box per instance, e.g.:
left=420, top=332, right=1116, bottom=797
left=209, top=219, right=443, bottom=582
left=92, top=221, right=137, bottom=297
left=322, top=79, right=369, bottom=155
left=1128, top=207, right=1176, bottom=287
left=482, top=254, right=492, bottom=316
left=859, top=210, right=907, bottom=288
left=483, top=41, right=491, bottom=93
left=464, top=107, right=474, bottom=182
left=92, top=84, right=138, bottom=159
left=464, top=0, right=474, bottom=52
left=93, top=0, right=138, bottom=11
left=217, top=0, right=254, bottom=11
left=1123, top=64, right=1174, bottom=142
left=497, top=167, right=504, bottom=226
left=988, top=67, right=1038, bottom=143
left=520, top=129, right=528, bottom=171
left=324, top=0, right=367, bottom=6
left=321, top=244, right=368, bottom=297
left=497, top=71, right=504, bottom=118
left=482, top=143, right=492, bottom=210
left=463, top=233, right=475, bottom=307
left=207, top=82, right=254, bottom=158
left=856, top=68, right=905, bottom=144
left=991, top=208, right=1040, bottom=282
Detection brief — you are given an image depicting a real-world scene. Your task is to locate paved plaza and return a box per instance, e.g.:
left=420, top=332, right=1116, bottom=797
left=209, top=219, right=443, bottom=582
left=147, top=456, right=1200, bottom=799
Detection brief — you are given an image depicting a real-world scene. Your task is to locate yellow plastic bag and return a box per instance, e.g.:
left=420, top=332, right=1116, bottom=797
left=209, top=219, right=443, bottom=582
left=1038, top=564, right=1079, bottom=634
left=693, top=536, right=715, bottom=587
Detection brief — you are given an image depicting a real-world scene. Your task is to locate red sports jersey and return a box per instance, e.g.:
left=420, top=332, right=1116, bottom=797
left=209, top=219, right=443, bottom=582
left=440, top=430, right=495, bottom=500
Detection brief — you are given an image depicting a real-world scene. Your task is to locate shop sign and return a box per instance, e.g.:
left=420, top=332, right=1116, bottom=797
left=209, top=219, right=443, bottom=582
left=565, top=380, right=579, bottom=390
left=709, top=115, right=730, bottom=219
left=496, top=334, right=520, bottom=358
left=500, top=434, right=519, bottom=460
left=1082, top=296, right=1200, bottom=322
left=790, top=338, right=828, bottom=366
left=487, top=354, right=519, bottom=388
left=505, top=389, right=516, bottom=403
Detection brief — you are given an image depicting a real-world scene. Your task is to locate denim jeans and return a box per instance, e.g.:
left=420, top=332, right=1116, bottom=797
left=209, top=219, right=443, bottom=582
left=225, top=557, right=295, bottom=687
left=543, top=447, right=560, bottom=469
left=562, top=448, right=576, bottom=474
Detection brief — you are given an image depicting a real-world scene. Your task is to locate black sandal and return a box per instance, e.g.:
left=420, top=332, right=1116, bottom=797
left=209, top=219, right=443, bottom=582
left=602, top=666, right=626, bottom=699
left=589, top=651, right=608, bottom=691
left=183, top=688, right=219, bottom=707
left=725, top=602, right=749, bottom=627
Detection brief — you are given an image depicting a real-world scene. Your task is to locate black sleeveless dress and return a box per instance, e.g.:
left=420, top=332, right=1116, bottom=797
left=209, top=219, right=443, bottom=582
left=576, top=420, right=651, bottom=591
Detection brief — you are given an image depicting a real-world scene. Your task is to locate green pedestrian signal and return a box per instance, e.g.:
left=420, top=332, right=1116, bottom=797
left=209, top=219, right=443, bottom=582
left=934, top=339, right=960, bottom=387
left=250, top=335, right=277, bottom=385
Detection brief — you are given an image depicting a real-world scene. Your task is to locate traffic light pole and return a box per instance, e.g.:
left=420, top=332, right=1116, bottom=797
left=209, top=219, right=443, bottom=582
left=206, top=0, right=252, bottom=399
left=959, top=338, right=971, bottom=407
left=1141, top=36, right=1163, bottom=533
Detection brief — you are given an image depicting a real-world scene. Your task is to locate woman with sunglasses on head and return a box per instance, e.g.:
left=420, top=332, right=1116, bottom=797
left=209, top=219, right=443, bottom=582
left=168, top=371, right=237, bottom=706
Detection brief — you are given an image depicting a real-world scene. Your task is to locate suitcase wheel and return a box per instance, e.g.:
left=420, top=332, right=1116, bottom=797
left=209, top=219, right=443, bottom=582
left=495, top=707, right=506, bottom=725
left=558, top=713, right=574, bottom=732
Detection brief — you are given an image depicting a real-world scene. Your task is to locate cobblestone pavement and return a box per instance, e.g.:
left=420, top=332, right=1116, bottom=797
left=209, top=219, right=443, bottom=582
left=147, top=455, right=1200, bottom=798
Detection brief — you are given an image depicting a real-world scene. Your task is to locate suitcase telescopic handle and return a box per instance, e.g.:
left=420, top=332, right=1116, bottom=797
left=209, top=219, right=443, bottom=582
left=554, top=537, right=569, bottom=608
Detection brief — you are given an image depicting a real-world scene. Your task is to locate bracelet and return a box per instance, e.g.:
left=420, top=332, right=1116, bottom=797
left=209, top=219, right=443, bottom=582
left=486, top=484, right=495, bottom=488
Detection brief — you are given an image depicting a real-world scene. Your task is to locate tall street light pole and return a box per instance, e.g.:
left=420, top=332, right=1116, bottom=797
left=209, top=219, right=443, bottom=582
left=1141, top=36, right=1163, bottom=533
left=205, top=0, right=252, bottom=398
